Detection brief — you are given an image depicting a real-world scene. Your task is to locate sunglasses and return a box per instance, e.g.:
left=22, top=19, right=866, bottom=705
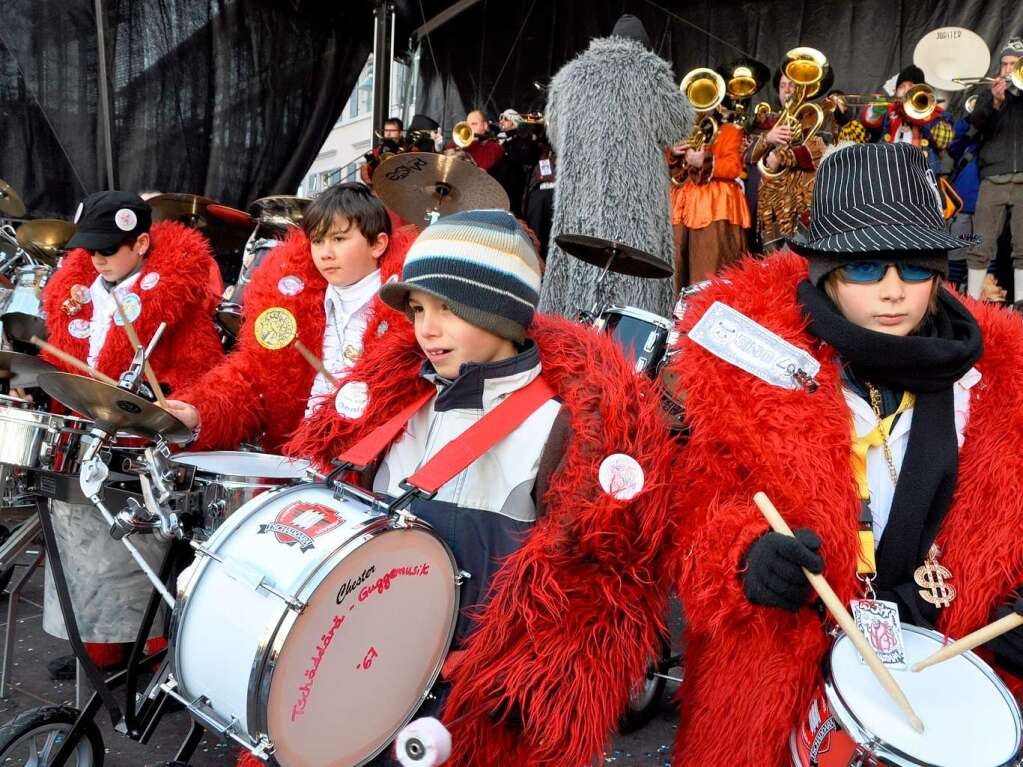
left=93, top=243, right=123, bottom=257
left=836, top=261, right=939, bottom=284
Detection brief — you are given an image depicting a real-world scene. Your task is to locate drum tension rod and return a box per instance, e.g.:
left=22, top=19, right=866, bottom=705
left=188, top=541, right=305, bottom=612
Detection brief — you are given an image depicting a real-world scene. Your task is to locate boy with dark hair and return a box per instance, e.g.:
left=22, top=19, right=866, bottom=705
left=163, top=182, right=417, bottom=452
left=275, top=209, right=676, bottom=767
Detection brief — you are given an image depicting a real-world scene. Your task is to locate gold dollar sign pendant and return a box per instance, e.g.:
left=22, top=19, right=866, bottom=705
left=914, top=544, right=956, bottom=609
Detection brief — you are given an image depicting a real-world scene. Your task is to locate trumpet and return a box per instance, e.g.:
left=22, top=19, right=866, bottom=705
left=679, top=67, right=726, bottom=151
left=758, top=47, right=828, bottom=180
left=840, top=84, right=938, bottom=122
left=452, top=121, right=475, bottom=148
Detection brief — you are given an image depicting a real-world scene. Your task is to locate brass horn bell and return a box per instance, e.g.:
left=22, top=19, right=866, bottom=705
left=452, top=121, right=475, bottom=149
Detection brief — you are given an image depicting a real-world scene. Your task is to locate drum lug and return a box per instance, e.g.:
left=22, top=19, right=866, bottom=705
left=189, top=541, right=306, bottom=612
left=455, top=570, right=471, bottom=586
left=850, top=743, right=881, bottom=767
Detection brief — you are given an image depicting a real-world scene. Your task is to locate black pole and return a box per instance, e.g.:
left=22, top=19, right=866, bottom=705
left=94, top=0, right=116, bottom=190
left=372, top=0, right=395, bottom=147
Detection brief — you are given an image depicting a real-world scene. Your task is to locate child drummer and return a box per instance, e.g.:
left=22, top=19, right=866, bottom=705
left=668, top=142, right=1023, bottom=764
left=237, top=210, right=676, bottom=767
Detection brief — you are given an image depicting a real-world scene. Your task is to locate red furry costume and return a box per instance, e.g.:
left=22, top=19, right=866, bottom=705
left=281, top=314, right=677, bottom=767
left=41, top=220, right=223, bottom=391
left=176, top=224, right=417, bottom=454
left=670, top=252, right=1023, bottom=765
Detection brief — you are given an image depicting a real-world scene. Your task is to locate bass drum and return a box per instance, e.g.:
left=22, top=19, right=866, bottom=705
left=170, top=484, right=460, bottom=767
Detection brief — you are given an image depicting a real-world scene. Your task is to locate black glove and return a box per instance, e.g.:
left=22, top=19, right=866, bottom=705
left=741, top=529, right=824, bottom=612
left=986, top=595, right=1023, bottom=676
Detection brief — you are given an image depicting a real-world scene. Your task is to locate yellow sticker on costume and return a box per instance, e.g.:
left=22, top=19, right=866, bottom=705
left=598, top=453, right=645, bottom=501
left=335, top=381, right=369, bottom=420
left=112, top=293, right=142, bottom=326
left=253, top=306, right=297, bottom=350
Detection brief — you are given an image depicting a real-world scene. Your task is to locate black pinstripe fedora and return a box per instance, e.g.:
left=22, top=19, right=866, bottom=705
left=789, top=142, right=979, bottom=258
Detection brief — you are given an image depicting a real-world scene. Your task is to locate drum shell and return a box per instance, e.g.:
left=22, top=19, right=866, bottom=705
left=594, top=305, right=674, bottom=377
left=170, top=484, right=460, bottom=765
left=0, top=396, right=72, bottom=469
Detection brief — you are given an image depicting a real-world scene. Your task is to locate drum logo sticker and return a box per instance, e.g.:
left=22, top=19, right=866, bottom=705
left=258, top=501, right=343, bottom=552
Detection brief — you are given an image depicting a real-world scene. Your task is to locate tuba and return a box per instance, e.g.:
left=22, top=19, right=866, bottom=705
left=757, top=47, right=828, bottom=180
left=680, top=67, right=726, bottom=151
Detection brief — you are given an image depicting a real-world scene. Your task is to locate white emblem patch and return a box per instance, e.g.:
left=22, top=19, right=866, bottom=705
left=114, top=208, right=138, bottom=232
left=598, top=453, right=646, bottom=501
left=68, top=319, right=91, bottom=339
left=141, top=272, right=160, bottom=291
left=277, top=275, right=305, bottom=296
left=334, top=381, right=369, bottom=420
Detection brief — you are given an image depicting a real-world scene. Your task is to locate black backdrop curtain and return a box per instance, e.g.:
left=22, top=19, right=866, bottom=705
left=1, top=0, right=373, bottom=218
left=402, top=0, right=1023, bottom=130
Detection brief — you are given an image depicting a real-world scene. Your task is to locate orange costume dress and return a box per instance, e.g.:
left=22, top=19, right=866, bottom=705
left=671, top=121, right=751, bottom=287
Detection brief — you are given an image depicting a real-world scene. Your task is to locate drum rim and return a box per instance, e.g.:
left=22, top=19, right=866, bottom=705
left=170, top=483, right=461, bottom=760
left=599, top=305, right=675, bottom=331
left=824, top=623, right=1023, bottom=765
left=170, top=451, right=311, bottom=483
left=250, top=520, right=460, bottom=764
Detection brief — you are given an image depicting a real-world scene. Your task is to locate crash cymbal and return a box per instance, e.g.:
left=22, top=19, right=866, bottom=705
left=372, top=153, right=510, bottom=225
left=149, top=193, right=252, bottom=252
left=15, top=219, right=76, bottom=265
left=0, top=349, right=56, bottom=388
left=2, top=312, right=47, bottom=345
left=37, top=372, right=191, bottom=443
left=554, top=234, right=672, bottom=279
left=0, top=180, right=25, bottom=218
left=248, top=195, right=310, bottom=230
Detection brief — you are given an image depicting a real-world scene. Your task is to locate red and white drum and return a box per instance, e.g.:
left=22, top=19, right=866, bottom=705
left=168, top=483, right=460, bottom=766
left=791, top=623, right=1022, bottom=766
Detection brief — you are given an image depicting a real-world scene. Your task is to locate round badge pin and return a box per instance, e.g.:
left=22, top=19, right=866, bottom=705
left=598, top=453, right=646, bottom=501
left=68, top=319, right=91, bottom=339
left=112, top=293, right=142, bottom=326
left=335, top=381, right=369, bottom=420
left=114, top=208, right=138, bottom=232
left=70, top=284, right=91, bottom=304
left=141, top=272, right=160, bottom=291
left=253, top=306, right=298, bottom=350
left=277, top=275, right=305, bottom=296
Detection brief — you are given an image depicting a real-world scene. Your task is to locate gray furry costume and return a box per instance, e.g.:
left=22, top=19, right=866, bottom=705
left=541, top=16, right=691, bottom=317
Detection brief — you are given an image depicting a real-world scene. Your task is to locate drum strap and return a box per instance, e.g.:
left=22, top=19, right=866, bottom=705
left=338, top=375, right=557, bottom=496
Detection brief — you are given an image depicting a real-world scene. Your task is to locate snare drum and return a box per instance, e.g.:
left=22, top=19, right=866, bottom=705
left=0, top=395, right=72, bottom=469
left=169, top=483, right=459, bottom=766
left=170, top=451, right=311, bottom=536
left=791, top=624, right=1022, bottom=766
left=594, top=306, right=674, bottom=377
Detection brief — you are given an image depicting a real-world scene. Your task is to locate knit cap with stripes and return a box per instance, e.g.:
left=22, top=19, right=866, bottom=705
left=380, top=209, right=542, bottom=342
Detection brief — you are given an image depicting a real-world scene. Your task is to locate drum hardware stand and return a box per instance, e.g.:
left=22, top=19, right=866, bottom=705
left=0, top=547, right=44, bottom=697
left=577, top=249, right=620, bottom=324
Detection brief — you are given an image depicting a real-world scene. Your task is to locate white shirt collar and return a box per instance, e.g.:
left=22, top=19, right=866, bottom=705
left=323, top=268, right=381, bottom=318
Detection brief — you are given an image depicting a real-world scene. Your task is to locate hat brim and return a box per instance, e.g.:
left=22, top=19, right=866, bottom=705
left=65, top=229, right=127, bottom=252
left=788, top=223, right=980, bottom=255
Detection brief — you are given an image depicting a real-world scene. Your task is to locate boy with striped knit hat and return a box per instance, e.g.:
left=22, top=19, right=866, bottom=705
left=257, top=208, right=676, bottom=767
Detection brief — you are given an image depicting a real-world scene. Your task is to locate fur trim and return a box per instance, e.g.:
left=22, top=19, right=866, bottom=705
left=540, top=35, right=691, bottom=318
left=179, top=224, right=417, bottom=453
left=670, top=251, right=1023, bottom=763
left=285, top=314, right=678, bottom=767
left=41, top=220, right=224, bottom=393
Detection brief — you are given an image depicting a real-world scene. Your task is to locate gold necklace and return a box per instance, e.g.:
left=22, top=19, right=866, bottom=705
left=867, top=383, right=899, bottom=487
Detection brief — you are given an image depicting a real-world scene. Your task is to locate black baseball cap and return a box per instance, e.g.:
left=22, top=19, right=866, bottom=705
left=65, top=191, right=152, bottom=252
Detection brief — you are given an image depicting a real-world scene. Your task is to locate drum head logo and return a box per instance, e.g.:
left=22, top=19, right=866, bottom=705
left=258, top=501, right=343, bottom=552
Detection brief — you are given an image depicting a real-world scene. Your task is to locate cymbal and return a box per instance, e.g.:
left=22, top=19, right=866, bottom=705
left=0, top=349, right=56, bottom=388
left=554, top=234, right=672, bottom=279
left=16, top=219, right=76, bottom=264
left=148, top=193, right=253, bottom=252
left=0, top=180, right=25, bottom=218
left=372, top=153, right=510, bottom=225
left=37, top=372, right=192, bottom=443
left=2, top=312, right=47, bottom=345
left=248, top=195, right=310, bottom=230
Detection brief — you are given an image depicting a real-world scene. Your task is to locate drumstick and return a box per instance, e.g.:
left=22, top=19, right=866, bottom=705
left=294, top=340, right=339, bottom=387
left=30, top=336, right=119, bottom=387
left=912, top=612, right=1023, bottom=672
left=753, top=492, right=925, bottom=734
left=112, top=293, right=168, bottom=408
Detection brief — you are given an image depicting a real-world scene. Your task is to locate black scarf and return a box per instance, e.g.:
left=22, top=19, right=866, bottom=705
left=797, top=280, right=983, bottom=623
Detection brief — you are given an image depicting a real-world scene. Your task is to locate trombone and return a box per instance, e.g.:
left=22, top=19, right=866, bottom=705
left=953, top=59, right=1023, bottom=90
left=839, top=84, right=938, bottom=122
left=757, top=47, right=828, bottom=180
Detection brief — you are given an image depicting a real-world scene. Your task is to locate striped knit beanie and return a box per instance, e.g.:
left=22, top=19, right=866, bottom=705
left=379, top=209, right=542, bottom=342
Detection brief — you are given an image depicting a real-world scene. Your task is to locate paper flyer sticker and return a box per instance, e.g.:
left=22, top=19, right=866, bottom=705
left=688, top=301, right=821, bottom=391
left=277, top=275, right=305, bottom=296
left=253, top=306, right=297, bottom=350
left=114, top=208, right=137, bottom=232
left=598, top=453, right=645, bottom=500
left=68, top=319, right=91, bottom=339
left=335, top=381, right=369, bottom=420
left=112, top=293, right=142, bottom=326
left=141, top=272, right=160, bottom=290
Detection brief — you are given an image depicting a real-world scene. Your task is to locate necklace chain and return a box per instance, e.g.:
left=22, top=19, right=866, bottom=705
left=867, top=383, right=900, bottom=487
